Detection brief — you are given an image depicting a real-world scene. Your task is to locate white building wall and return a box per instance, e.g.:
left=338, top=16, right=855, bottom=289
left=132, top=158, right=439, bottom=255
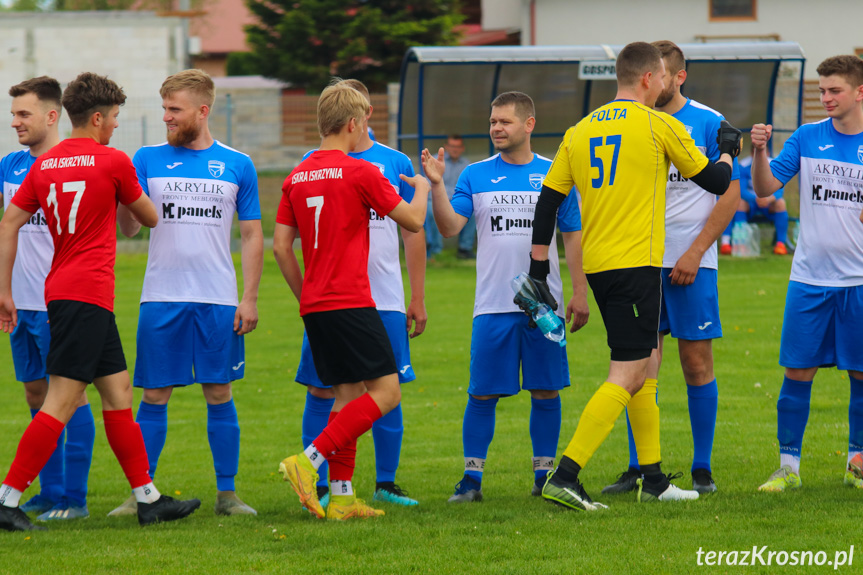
left=0, top=12, right=185, bottom=158
left=482, top=0, right=522, bottom=30
left=528, top=0, right=862, bottom=80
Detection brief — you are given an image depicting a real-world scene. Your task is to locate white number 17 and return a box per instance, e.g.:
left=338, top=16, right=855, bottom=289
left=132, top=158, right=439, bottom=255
left=46, top=180, right=86, bottom=234
left=306, top=195, right=324, bottom=248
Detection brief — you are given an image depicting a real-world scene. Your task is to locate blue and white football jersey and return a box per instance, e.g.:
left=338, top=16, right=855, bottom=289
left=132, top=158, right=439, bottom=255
left=350, top=142, right=415, bottom=313
left=451, top=153, right=581, bottom=317
left=0, top=150, right=52, bottom=311
left=770, top=119, right=863, bottom=287
left=663, top=99, right=740, bottom=269
left=133, top=141, right=261, bottom=305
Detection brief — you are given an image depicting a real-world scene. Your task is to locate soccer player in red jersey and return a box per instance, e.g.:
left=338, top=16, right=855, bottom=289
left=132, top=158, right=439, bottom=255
left=273, top=81, right=429, bottom=520
left=0, top=72, right=201, bottom=531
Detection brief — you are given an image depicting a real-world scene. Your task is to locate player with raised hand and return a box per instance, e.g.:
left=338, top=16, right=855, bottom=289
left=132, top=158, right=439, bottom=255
left=274, top=81, right=429, bottom=521
left=422, top=91, right=586, bottom=503
left=1, top=76, right=97, bottom=522
left=0, top=72, right=200, bottom=531
left=531, top=42, right=737, bottom=511
left=294, top=79, right=426, bottom=509
left=107, top=69, right=262, bottom=519
left=600, top=41, right=741, bottom=497
left=753, top=55, right=863, bottom=493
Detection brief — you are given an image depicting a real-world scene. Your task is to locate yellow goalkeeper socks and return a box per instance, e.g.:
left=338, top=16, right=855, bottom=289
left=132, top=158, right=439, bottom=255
left=562, top=382, right=631, bottom=468
left=628, top=378, right=660, bottom=466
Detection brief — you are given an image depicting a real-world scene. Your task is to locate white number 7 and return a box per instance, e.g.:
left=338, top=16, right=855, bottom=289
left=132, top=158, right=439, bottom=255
left=306, top=195, right=324, bottom=249
left=46, top=180, right=86, bottom=234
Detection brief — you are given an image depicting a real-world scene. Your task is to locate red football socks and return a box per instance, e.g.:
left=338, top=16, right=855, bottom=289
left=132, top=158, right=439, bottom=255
left=312, top=393, right=382, bottom=460
left=103, top=408, right=152, bottom=489
left=3, top=411, right=65, bottom=492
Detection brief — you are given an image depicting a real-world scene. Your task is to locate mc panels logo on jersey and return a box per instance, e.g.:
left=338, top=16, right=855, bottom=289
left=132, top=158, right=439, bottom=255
left=482, top=190, right=539, bottom=238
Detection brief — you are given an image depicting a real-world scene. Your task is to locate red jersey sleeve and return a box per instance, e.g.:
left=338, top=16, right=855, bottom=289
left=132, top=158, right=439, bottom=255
left=358, top=163, right=402, bottom=217
left=111, top=149, right=144, bottom=206
left=276, top=174, right=298, bottom=227
left=10, top=170, right=42, bottom=214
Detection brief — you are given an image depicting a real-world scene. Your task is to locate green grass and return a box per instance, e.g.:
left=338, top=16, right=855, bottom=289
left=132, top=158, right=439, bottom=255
left=0, top=253, right=860, bottom=574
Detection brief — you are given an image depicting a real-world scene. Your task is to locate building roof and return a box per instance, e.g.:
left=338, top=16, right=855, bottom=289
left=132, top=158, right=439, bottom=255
left=190, top=0, right=254, bottom=55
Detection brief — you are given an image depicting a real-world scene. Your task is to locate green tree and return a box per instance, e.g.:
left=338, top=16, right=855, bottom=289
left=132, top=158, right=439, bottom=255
left=242, top=0, right=464, bottom=91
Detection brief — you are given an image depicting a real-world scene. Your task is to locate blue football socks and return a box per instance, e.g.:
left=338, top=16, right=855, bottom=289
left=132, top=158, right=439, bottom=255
left=373, top=403, right=403, bottom=484
left=462, top=396, right=498, bottom=482
left=136, top=401, right=168, bottom=479
left=529, top=396, right=561, bottom=482
left=64, top=404, right=95, bottom=507
left=207, top=399, right=241, bottom=492
left=688, top=379, right=719, bottom=472
left=774, top=211, right=789, bottom=244
left=848, top=376, right=863, bottom=458
left=302, top=391, right=334, bottom=487
left=777, top=376, right=812, bottom=470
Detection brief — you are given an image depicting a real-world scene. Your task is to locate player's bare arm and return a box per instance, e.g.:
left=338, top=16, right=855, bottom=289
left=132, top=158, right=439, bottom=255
left=750, top=123, right=784, bottom=197
left=388, top=174, right=429, bottom=233
left=124, top=193, right=159, bottom=229
left=272, top=222, right=302, bottom=301
left=235, top=218, right=263, bottom=336
left=401, top=226, right=427, bottom=338
left=0, top=204, right=33, bottom=332
left=562, top=230, right=589, bottom=332
left=117, top=203, right=143, bottom=237
left=421, top=147, right=468, bottom=237
left=672, top=178, right=741, bottom=286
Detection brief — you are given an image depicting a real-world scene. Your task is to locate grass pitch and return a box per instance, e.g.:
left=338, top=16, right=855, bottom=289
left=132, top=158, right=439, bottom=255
left=0, top=252, right=859, bottom=574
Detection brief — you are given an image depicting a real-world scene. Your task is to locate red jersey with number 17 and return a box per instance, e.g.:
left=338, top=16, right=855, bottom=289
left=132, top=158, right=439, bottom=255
left=277, top=149, right=402, bottom=316
left=12, top=138, right=144, bottom=312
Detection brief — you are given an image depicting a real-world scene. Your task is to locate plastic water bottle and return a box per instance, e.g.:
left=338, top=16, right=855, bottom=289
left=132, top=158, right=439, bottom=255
left=511, top=273, right=566, bottom=347
left=731, top=221, right=750, bottom=257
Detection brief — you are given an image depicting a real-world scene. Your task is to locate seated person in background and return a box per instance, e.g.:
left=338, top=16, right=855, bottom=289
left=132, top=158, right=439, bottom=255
left=720, top=152, right=790, bottom=255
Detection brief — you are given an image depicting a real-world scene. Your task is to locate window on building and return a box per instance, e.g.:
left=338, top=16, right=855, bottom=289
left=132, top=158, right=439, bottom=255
left=710, top=0, right=756, bottom=20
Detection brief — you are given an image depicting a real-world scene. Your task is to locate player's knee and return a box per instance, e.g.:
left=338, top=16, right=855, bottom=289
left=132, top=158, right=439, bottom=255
left=308, top=386, right=335, bottom=400
left=529, top=389, right=559, bottom=400
left=142, top=386, right=173, bottom=405
left=773, top=198, right=787, bottom=212
left=202, top=383, right=232, bottom=405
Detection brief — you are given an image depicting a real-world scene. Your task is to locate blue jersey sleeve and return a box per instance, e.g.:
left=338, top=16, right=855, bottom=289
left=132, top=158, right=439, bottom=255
left=451, top=166, right=474, bottom=219
left=396, top=156, right=416, bottom=202
left=556, top=188, right=582, bottom=232
left=236, top=156, right=261, bottom=220
left=132, top=148, right=149, bottom=195
left=767, top=129, right=802, bottom=185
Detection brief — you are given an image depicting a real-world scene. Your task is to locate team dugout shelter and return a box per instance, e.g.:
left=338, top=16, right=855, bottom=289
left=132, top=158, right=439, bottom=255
left=398, top=42, right=805, bottom=164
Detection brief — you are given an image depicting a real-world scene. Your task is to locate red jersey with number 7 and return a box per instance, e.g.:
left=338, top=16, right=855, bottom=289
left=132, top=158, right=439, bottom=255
left=277, top=149, right=402, bottom=316
left=11, top=138, right=144, bottom=312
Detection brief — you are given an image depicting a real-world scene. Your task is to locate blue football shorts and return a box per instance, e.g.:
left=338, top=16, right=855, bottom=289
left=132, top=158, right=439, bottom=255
left=9, top=309, right=50, bottom=383
left=779, top=281, right=863, bottom=371
left=133, top=302, right=244, bottom=388
left=659, top=267, right=722, bottom=340
left=468, top=312, right=570, bottom=397
left=296, top=310, right=414, bottom=389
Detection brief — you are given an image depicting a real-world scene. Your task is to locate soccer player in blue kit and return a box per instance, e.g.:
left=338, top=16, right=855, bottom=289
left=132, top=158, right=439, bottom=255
left=295, top=79, right=427, bottom=508
left=109, top=69, right=263, bottom=517
left=752, top=55, right=863, bottom=492
left=1, top=76, right=96, bottom=521
left=421, top=91, right=587, bottom=502
left=601, top=41, right=740, bottom=496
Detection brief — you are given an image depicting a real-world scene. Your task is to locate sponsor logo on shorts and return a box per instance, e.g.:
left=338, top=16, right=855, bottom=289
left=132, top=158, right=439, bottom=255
left=698, top=321, right=713, bottom=330
left=232, top=361, right=245, bottom=371
left=399, top=365, right=411, bottom=375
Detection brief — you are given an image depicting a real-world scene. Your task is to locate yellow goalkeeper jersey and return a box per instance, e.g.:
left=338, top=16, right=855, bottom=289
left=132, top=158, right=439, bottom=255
left=544, top=99, right=708, bottom=274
